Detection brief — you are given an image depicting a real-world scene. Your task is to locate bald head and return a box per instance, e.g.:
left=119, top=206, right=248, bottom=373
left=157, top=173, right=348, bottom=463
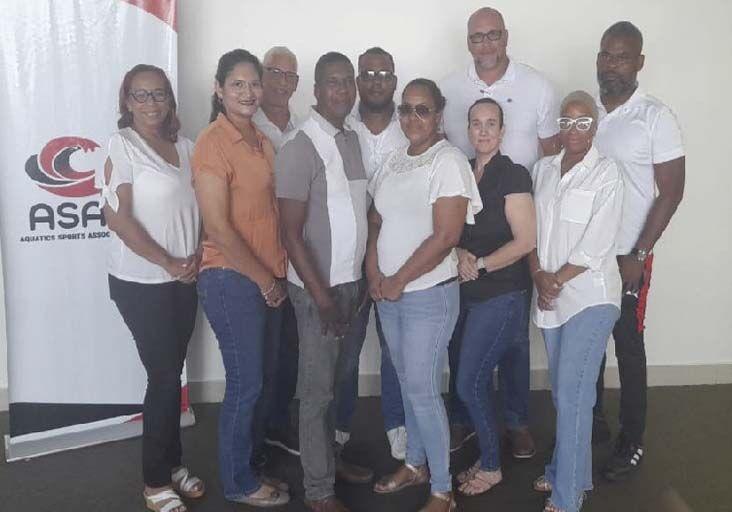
left=263, top=46, right=298, bottom=71
left=468, top=7, right=505, bottom=32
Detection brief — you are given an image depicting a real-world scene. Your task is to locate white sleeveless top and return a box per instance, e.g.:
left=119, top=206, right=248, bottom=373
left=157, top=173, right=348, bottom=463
left=100, top=127, right=200, bottom=283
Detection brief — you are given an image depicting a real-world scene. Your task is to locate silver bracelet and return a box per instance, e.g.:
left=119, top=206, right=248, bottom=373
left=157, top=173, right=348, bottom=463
left=261, top=280, right=277, bottom=297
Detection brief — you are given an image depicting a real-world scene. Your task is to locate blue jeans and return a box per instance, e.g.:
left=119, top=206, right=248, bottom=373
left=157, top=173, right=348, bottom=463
left=455, top=290, right=527, bottom=471
left=542, top=304, right=620, bottom=512
left=198, top=269, right=282, bottom=499
left=336, top=302, right=405, bottom=433
left=269, top=297, right=299, bottom=431
left=449, top=291, right=531, bottom=430
left=377, top=281, right=459, bottom=493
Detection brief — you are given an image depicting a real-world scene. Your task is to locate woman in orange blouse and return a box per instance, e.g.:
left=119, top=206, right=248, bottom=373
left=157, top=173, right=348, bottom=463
left=192, top=49, right=289, bottom=508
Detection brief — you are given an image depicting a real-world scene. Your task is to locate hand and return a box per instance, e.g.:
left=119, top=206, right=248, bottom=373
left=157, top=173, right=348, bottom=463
left=380, top=275, right=406, bottom=301
left=537, top=293, right=555, bottom=311
left=618, top=255, right=644, bottom=294
left=315, top=293, right=348, bottom=338
left=177, top=252, right=202, bottom=284
left=163, top=256, right=190, bottom=280
left=263, top=279, right=287, bottom=308
left=368, top=270, right=385, bottom=301
left=457, top=248, right=480, bottom=282
left=533, top=270, right=563, bottom=300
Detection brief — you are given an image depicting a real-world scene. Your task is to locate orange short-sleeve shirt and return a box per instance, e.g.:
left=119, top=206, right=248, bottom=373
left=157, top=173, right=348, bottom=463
left=191, top=113, right=286, bottom=277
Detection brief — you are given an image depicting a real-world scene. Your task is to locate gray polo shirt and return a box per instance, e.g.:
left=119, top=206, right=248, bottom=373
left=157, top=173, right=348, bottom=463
left=275, top=107, right=368, bottom=288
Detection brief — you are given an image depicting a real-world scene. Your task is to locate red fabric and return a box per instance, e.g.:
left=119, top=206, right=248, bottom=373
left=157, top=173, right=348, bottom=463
left=635, top=254, right=654, bottom=333
left=120, top=0, right=177, bottom=31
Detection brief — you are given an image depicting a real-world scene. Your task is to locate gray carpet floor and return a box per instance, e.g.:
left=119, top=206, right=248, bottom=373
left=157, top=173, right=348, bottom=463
left=1, top=385, right=730, bottom=512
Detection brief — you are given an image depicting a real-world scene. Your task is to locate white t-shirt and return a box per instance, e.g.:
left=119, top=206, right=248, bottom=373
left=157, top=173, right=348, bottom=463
left=370, top=139, right=482, bottom=293
left=593, top=88, right=685, bottom=254
left=253, top=108, right=298, bottom=151
left=346, top=106, right=408, bottom=180
left=441, top=59, right=559, bottom=170
left=531, top=147, right=624, bottom=328
left=100, top=128, right=201, bottom=283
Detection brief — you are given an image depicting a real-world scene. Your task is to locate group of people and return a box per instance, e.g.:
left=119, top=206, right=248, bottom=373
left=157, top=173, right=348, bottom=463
left=100, top=7, right=685, bottom=512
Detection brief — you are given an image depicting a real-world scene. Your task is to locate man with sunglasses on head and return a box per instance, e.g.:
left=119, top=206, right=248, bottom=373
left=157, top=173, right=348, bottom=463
left=335, top=47, right=409, bottom=461
left=254, top=46, right=300, bottom=150
left=592, top=21, right=685, bottom=482
left=440, top=6, right=560, bottom=460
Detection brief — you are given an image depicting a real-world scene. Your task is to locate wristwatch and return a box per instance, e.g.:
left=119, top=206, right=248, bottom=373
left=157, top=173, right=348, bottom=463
left=630, top=247, right=649, bottom=262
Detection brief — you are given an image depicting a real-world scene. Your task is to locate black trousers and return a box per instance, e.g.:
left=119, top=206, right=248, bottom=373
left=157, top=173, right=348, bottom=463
left=594, top=256, right=653, bottom=445
left=109, top=274, right=198, bottom=487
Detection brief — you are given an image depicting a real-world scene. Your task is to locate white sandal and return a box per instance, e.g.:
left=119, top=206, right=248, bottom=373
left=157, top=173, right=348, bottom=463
left=144, top=488, right=186, bottom=512
left=171, top=466, right=205, bottom=499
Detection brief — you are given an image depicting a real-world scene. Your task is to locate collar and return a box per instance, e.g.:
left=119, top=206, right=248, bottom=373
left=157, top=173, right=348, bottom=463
left=350, top=102, right=399, bottom=123
left=309, top=106, right=345, bottom=137
left=214, top=112, right=265, bottom=146
left=551, top=145, right=600, bottom=172
left=596, top=86, right=646, bottom=116
left=467, top=57, right=516, bottom=88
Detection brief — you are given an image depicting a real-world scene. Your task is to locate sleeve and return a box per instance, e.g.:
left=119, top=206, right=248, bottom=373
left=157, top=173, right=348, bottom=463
left=429, top=149, right=483, bottom=224
left=502, top=164, right=533, bottom=196
left=536, top=76, right=560, bottom=140
left=274, top=132, right=317, bottom=202
left=191, top=134, right=232, bottom=184
left=567, top=161, right=624, bottom=270
left=100, top=133, right=134, bottom=212
left=651, top=107, right=685, bottom=164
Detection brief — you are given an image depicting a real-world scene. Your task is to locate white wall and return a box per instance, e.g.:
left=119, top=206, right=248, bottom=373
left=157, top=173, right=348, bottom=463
left=2, top=0, right=732, bottom=406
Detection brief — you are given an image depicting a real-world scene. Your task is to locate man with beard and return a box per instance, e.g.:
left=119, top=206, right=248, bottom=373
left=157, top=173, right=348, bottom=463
left=592, top=21, right=685, bottom=481
left=334, top=47, right=409, bottom=460
left=440, top=6, right=560, bottom=459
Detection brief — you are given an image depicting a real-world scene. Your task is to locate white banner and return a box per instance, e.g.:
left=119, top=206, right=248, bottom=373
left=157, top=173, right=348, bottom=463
left=0, top=0, right=191, bottom=460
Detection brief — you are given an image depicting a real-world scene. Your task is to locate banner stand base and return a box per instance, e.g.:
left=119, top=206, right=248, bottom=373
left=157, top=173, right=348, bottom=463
left=4, top=408, right=195, bottom=462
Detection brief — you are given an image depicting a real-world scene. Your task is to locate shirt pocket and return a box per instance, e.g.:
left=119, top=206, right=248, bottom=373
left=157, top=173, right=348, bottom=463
left=560, top=189, right=595, bottom=224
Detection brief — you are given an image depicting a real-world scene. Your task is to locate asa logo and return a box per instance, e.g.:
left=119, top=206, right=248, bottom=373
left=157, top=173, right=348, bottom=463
left=25, top=137, right=100, bottom=197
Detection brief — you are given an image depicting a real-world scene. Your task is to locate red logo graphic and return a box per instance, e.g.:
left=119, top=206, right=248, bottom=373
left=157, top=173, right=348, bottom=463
left=25, top=137, right=101, bottom=198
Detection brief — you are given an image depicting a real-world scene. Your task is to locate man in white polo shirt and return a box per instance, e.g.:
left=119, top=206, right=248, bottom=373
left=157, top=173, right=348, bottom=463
left=276, top=52, right=373, bottom=512
left=591, top=21, right=685, bottom=482
left=440, top=6, right=560, bottom=459
left=254, top=46, right=299, bottom=150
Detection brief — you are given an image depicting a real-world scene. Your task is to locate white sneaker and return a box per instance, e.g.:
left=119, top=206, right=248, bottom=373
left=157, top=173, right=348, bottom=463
left=335, top=429, right=351, bottom=447
left=386, top=426, right=407, bottom=460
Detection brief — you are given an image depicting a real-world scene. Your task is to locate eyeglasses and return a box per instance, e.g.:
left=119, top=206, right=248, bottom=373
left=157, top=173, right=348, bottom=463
left=597, top=51, right=636, bottom=66
left=359, top=70, right=395, bottom=82
left=468, top=30, right=504, bottom=44
left=397, top=103, right=437, bottom=120
left=557, top=117, right=594, bottom=131
left=264, top=66, right=299, bottom=84
left=129, top=88, right=168, bottom=103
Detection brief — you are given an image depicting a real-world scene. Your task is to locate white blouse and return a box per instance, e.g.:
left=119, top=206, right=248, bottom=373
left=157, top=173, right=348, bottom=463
left=370, top=139, right=482, bottom=293
left=531, top=146, right=623, bottom=328
left=100, top=127, right=201, bottom=284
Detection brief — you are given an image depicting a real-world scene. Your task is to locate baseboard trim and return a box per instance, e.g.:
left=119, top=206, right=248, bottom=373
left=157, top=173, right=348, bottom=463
left=186, top=363, right=732, bottom=404
left=1, top=364, right=730, bottom=411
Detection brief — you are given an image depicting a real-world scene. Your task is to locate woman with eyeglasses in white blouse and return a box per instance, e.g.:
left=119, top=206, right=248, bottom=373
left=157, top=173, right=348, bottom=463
left=527, top=90, right=624, bottom=512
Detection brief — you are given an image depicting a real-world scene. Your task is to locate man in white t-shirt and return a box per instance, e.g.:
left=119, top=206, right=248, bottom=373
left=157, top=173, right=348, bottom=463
left=254, top=46, right=299, bottom=150
left=591, top=21, right=685, bottom=482
left=440, top=6, right=560, bottom=459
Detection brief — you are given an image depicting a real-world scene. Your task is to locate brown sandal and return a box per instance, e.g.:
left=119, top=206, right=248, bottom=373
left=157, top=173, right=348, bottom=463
left=456, top=460, right=480, bottom=484
left=374, top=463, right=429, bottom=494
left=419, top=491, right=457, bottom=512
left=543, top=499, right=564, bottom=512
left=458, top=468, right=502, bottom=496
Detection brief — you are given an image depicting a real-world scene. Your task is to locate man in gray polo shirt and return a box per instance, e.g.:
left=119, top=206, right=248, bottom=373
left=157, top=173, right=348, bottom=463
left=276, top=52, right=373, bottom=512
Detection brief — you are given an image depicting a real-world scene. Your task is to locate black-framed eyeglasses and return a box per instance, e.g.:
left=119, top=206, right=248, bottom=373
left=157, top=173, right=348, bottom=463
left=359, top=70, right=395, bottom=82
left=597, top=51, right=636, bottom=66
left=557, top=117, right=594, bottom=131
left=397, top=103, right=436, bottom=120
left=128, top=88, right=168, bottom=103
left=468, top=29, right=504, bottom=44
left=264, top=66, right=299, bottom=84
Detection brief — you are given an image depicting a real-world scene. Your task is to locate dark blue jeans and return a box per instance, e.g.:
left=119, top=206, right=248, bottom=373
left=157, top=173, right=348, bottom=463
left=336, top=302, right=405, bottom=433
left=198, top=269, right=282, bottom=499
left=455, top=290, right=527, bottom=470
left=450, top=290, right=531, bottom=430
left=269, top=297, right=299, bottom=431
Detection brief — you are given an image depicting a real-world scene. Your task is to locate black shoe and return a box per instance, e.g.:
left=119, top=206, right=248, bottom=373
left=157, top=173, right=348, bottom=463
left=449, top=424, right=476, bottom=453
left=602, top=435, right=644, bottom=481
left=265, top=427, right=301, bottom=456
left=592, top=414, right=611, bottom=445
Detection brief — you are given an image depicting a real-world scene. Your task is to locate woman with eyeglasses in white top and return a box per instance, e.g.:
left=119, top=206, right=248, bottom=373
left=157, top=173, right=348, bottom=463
left=528, top=91, right=624, bottom=512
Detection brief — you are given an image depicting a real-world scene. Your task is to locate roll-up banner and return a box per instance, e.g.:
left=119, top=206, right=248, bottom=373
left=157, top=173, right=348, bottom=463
left=0, top=0, right=193, bottom=461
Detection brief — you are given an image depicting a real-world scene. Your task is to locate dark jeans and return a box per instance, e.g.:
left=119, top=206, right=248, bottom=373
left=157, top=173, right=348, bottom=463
left=450, top=290, right=531, bottom=430
left=336, top=302, right=405, bottom=433
left=108, top=274, right=197, bottom=488
left=455, top=290, right=527, bottom=470
left=198, top=269, right=282, bottom=499
left=269, top=298, right=299, bottom=431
